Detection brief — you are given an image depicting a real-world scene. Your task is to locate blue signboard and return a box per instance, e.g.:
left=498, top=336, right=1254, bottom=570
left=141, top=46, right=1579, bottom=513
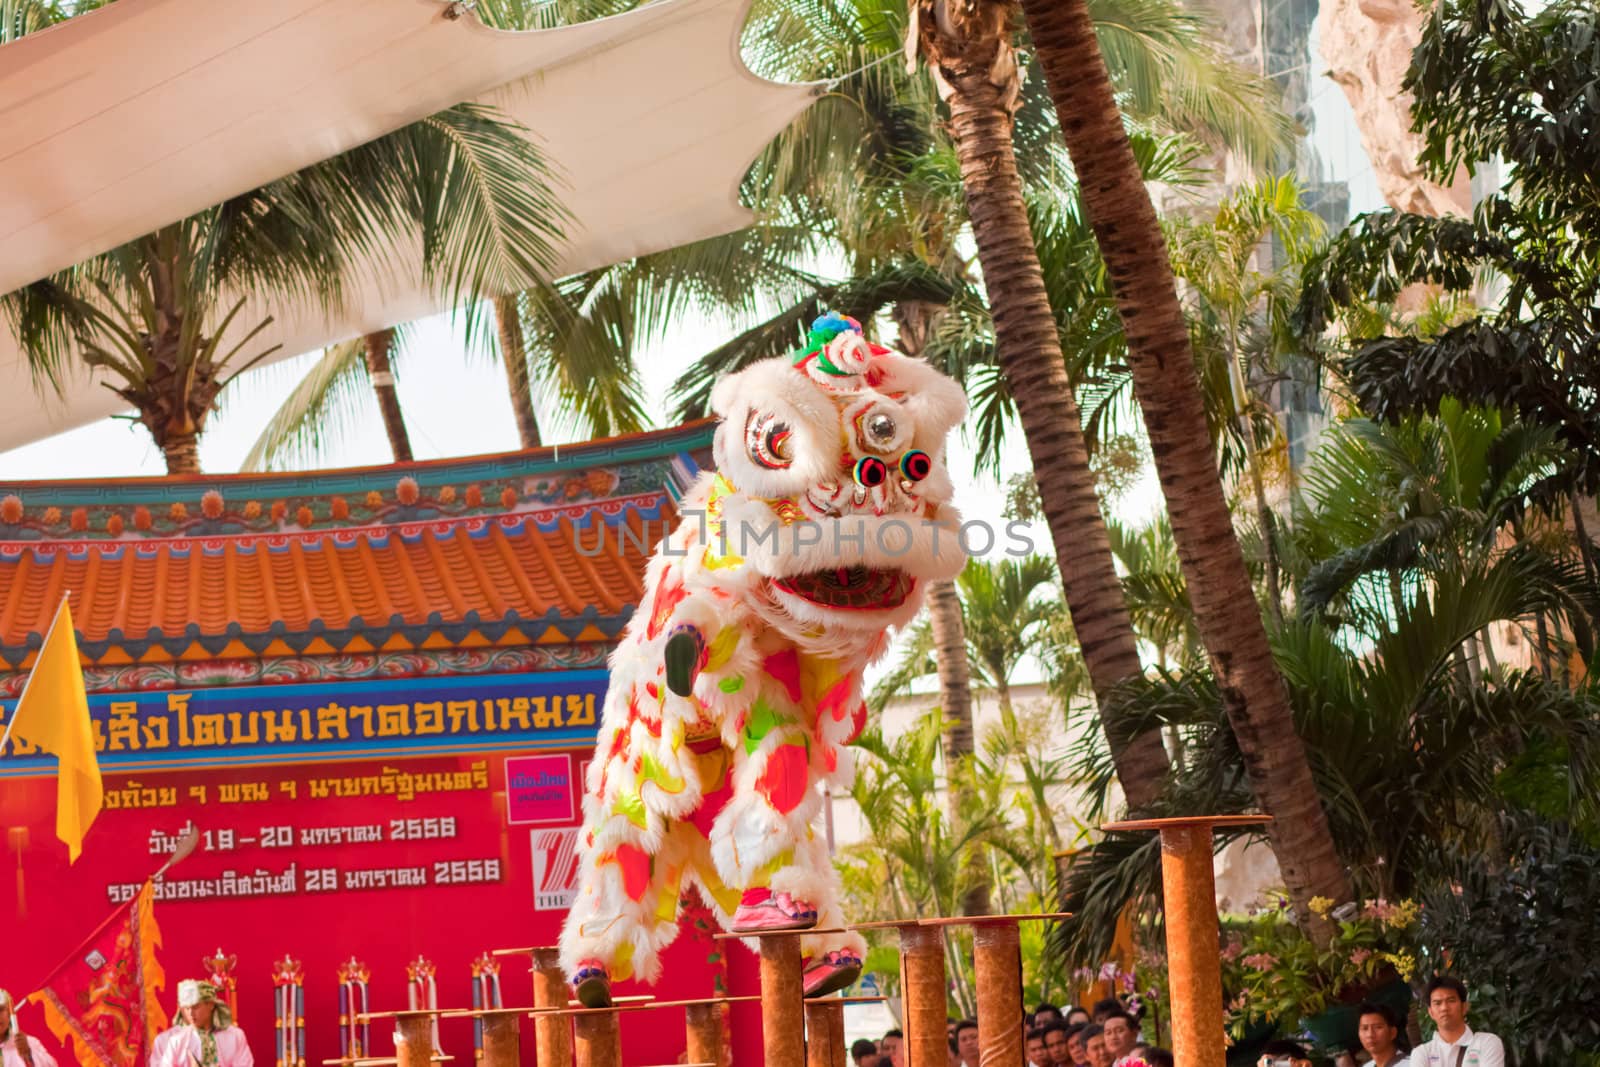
left=0, top=670, right=608, bottom=777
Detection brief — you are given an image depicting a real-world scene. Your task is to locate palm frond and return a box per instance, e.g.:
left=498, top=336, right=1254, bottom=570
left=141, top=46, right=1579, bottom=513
left=234, top=340, right=372, bottom=472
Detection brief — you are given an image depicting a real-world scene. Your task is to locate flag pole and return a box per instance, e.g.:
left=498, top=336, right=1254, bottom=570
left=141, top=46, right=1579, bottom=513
left=0, top=591, right=72, bottom=756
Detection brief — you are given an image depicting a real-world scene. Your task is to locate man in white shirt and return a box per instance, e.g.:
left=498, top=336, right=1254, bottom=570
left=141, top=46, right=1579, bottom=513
left=149, top=979, right=254, bottom=1067
left=0, top=989, right=57, bottom=1067
left=1414, top=976, right=1504, bottom=1067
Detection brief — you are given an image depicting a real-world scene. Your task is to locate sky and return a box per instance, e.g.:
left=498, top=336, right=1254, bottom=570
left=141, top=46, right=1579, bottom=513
left=0, top=303, right=1172, bottom=695
left=0, top=304, right=1164, bottom=539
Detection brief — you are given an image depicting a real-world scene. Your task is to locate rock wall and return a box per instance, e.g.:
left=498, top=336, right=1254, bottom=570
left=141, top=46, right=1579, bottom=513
left=1316, top=0, right=1472, bottom=216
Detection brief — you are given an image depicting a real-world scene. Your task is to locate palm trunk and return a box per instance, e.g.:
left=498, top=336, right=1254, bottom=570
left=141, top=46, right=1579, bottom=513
left=898, top=303, right=980, bottom=771
left=913, top=2, right=1170, bottom=814
left=161, top=434, right=202, bottom=476
left=362, top=329, right=413, bottom=463
left=494, top=293, right=542, bottom=450
left=928, top=579, right=977, bottom=764
left=898, top=299, right=992, bottom=915
left=1019, top=0, right=1353, bottom=923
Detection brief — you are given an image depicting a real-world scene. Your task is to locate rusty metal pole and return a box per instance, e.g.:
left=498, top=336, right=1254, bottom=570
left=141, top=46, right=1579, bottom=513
left=759, top=935, right=807, bottom=1067
left=1102, top=815, right=1267, bottom=1067
left=805, top=999, right=847, bottom=1067
left=481, top=1010, right=520, bottom=1067
left=531, top=947, right=574, bottom=1067
left=573, top=1010, right=622, bottom=1067
left=394, top=1012, right=433, bottom=1067
left=971, top=920, right=1024, bottom=1067
left=899, top=924, right=948, bottom=1067
left=686, top=1001, right=729, bottom=1067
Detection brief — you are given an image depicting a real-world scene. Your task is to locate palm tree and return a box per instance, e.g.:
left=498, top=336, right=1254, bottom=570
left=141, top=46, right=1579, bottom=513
left=1167, top=176, right=1327, bottom=623
left=908, top=0, right=1176, bottom=811
left=4, top=100, right=567, bottom=475
left=844, top=711, right=1008, bottom=1016
left=1290, top=401, right=1588, bottom=680
left=361, top=329, right=414, bottom=462
left=493, top=293, right=542, bottom=449
left=1015, top=0, right=1355, bottom=921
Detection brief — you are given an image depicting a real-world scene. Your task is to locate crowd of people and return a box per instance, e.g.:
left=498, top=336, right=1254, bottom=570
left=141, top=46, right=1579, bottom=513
left=844, top=975, right=1504, bottom=1067
left=846, top=996, right=1176, bottom=1067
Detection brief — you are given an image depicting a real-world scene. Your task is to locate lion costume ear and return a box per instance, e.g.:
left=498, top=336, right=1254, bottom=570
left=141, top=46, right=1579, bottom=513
left=711, top=360, right=841, bottom=498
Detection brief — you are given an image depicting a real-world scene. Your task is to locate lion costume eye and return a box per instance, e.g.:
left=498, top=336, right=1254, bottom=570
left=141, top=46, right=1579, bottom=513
left=746, top=414, right=795, bottom=469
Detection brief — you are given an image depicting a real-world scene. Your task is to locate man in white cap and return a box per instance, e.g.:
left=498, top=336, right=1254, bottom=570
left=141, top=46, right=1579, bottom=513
left=0, top=989, right=57, bottom=1067
left=150, top=980, right=254, bottom=1067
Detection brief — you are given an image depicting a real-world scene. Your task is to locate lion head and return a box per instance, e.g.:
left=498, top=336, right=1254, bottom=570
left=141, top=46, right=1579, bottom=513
left=706, top=313, right=968, bottom=634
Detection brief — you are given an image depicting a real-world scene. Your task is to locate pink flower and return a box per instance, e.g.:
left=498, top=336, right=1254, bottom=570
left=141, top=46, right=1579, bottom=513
left=1362, top=898, right=1396, bottom=922
left=1099, top=963, right=1119, bottom=981
left=1349, top=949, right=1373, bottom=966
left=1221, top=939, right=1244, bottom=962
left=1242, top=953, right=1278, bottom=970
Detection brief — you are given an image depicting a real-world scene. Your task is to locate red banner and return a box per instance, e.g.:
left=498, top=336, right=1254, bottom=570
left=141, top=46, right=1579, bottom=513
left=32, top=880, right=167, bottom=1067
left=3, top=748, right=755, bottom=1066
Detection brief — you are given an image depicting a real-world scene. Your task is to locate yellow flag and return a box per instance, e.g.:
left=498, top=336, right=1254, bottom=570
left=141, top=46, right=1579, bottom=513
left=4, top=597, right=101, bottom=862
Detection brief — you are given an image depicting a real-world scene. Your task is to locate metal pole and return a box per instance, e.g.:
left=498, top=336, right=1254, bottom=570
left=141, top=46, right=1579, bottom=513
left=805, top=999, right=847, bottom=1067
left=685, top=1001, right=728, bottom=1067
left=531, top=947, right=574, bottom=1067
left=900, top=924, right=947, bottom=1067
left=1101, top=815, right=1267, bottom=1067
left=1157, top=823, right=1224, bottom=1067
left=972, top=921, right=1024, bottom=1067
left=759, top=935, right=807, bottom=1067
left=394, top=1013, right=433, bottom=1067
left=573, top=1010, right=621, bottom=1067
left=481, top=1011, right=520, bottom=1067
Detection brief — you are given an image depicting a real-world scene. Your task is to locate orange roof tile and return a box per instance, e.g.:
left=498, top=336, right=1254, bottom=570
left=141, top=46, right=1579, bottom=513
left=0, top=422, right=713, bottom=667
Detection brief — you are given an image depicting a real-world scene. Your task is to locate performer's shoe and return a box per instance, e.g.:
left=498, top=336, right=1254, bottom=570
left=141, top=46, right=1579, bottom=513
left=729, top=888, right=819, bottom=933
left=571, top=960, right=612, bottom=1008
left=802, top=949, right=863, bottom=998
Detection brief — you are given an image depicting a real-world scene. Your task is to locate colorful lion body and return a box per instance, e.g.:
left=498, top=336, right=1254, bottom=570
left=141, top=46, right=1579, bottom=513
left=559, top=317, right=967, bottom=994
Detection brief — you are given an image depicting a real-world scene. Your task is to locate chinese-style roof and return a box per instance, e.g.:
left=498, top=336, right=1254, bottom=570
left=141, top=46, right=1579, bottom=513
left=0, top=422, right=712, bottom=671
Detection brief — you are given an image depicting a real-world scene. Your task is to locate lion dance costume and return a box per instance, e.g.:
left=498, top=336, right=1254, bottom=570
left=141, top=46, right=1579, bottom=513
left=559, top=314, right=968, bottom=1005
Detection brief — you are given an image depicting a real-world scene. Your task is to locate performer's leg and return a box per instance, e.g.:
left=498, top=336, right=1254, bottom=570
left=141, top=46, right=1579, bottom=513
left=792, top=831, right=867, bottom=997
left=560, top=726, right=703, bottom=1005
left=707, top=702, right=823, bottom=931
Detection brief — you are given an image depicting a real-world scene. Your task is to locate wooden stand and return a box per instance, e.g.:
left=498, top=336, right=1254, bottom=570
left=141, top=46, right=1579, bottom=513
left=759, top=936, right=807, bottom=1067
left=446, top=1009, right=521, bottom=1067
left=573, top=1010, right=622, bottom=1067
left=871, top=921, right=947, bottom=1067
left=972, top=920, right=1024, bottom=1067
left=863, top=914, right=1069, bottom=1067
left=531, top=947, right=574, bottom=1067
left=685, top=1000, right=729, bottom=1067
left=1103, top=815, right=1268, bottom=1067
left=804, top=998, right=847, bottom=1067
left=394, top=1012, right=435, bottom=1067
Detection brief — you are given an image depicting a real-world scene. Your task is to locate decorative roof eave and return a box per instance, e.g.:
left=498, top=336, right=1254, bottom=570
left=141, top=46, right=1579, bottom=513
left=0, top=609, right=633, bottom=670
left=0, top=420, right=713, bottom=541
left=0, top=422, right=713, bottom=659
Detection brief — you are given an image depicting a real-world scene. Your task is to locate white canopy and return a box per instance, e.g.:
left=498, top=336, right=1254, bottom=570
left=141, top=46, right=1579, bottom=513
left=0, top=0, right=816, bottom=451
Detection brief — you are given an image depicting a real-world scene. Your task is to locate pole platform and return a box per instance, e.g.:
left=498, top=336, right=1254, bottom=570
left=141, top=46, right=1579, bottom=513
left=1098, top=813, right=1271, bottom=1067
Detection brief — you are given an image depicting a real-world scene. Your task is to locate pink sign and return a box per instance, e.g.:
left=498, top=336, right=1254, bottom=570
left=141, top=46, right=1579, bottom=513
left=504, top=753, right=577, bottom=824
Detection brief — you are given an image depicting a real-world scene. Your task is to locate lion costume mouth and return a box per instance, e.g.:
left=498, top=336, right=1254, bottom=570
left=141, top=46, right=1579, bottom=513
left=771, top=567, right=915, bottom=610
